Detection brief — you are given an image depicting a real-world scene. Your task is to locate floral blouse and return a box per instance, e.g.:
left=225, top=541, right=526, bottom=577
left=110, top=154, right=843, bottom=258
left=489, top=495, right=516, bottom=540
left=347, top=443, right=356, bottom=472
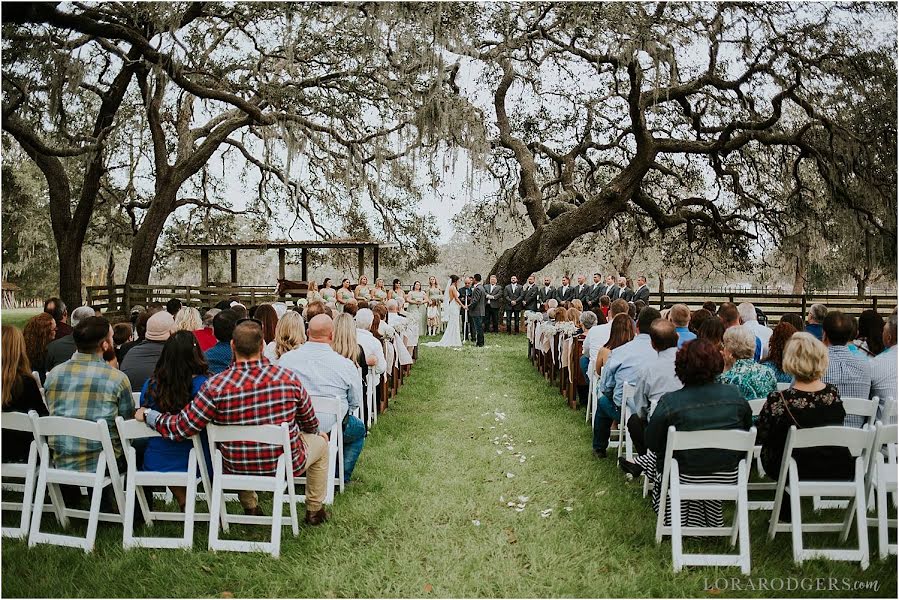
left=761, top=360, right=792, bottom=384
left=718, top=358, right=777, bottom=400
left=756, top=384, right=852, bottom=480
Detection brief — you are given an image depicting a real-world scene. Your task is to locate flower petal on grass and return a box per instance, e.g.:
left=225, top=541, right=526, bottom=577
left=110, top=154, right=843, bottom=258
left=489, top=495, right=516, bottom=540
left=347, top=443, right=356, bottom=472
left=540, top=508, right=553, bottom=518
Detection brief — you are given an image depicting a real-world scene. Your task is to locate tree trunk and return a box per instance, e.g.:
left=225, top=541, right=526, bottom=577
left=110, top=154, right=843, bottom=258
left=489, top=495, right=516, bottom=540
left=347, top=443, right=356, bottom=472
left=57, top=236, right=84, bottom=312
left=125, top=186, right=178, bottom=286
left=854, top=275, right=868, bottom=300
left=791, top=252, right=806, bottom=295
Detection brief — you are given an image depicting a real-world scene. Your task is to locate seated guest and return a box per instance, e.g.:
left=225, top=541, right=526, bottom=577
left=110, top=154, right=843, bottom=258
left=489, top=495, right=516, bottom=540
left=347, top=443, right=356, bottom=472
left=119, top=311, right=151, bottom=362
left=620, top=319, right=683, bottom=476
left=204, top=310, right=238, bottom=374
left=139, top=331, right=211, bottom=509
left=174, top=306, right=202, bottom=333
left=264, top=311, right=306, bottom=362
left=627, top=302, right=637, bottom=320
left=193, top=308, right=219, bottom=352
left=738, top=302, right=772, bottom=360
left=761, top=322, right=798, bottom=384
left=855, top=309, right=885, bottom=357
left=718, top=303, right=740, bottom=330
left=279, top=315, right=366, bottom=483
left=633, top=299, right=646, bottom=313
left=599, top=295, right=611, bottom=318
left=166, top=298, right=182, bottom=317
left=720, top=326, right=777, bottom=400
left=385, top=299, right=407, bottom=327
left=668, top=304, right=696, bottom=348
left=137, top=320, right=329, bottom=524
left=45, top=306, right=96, bottom=373
left=566, top=307, right=582, bottom=331
left=255, top=304, right=279, bottom=348
left=871, top=313, right=897, bottom=421
left=593, top=308, right=660, bottom=457
left=701, top=300, right=717, bottom=314
left=122, top=311, right=176, bottom=392
left=23, top=312, right=56, bottom=383
left=355, top=309, right=387, bottom=376
left=645, top=339, right=752, bottom=528
left=822, top=311, right=872, bottom=426
left=578, top=311, right=598, bottom=382
left=343, top=302, right=359, bottom=317
left=44, top=317, right=134, bottom=473
left=2, top=325, right=49, bottom=462
left=372, top=304, right=395, bottom=339
left=779, top=313, right=805, bottom=332
left=113, top=322, right=134, bottom=365
left=688, top=308, right=712, bottom=335
left=305, top=300, right=328, bottom=321
left=584, top=298, right=629, bottom=367
left=47, top=299, right=72, bottom=340
left=697, top=316, right=725, bottom=350
left=756, top=333, right=853, bottom=518
left=805, top=303, right=827, bottom=341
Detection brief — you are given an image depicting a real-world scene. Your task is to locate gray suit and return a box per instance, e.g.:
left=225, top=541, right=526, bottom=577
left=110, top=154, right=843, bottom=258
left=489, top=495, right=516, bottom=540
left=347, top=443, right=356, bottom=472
left=607, top=285, right=621, bottom=301
left=556, top=285, right=575, bottom=303
left=586, top=283, right=605, bottom=308
left=504, top=283, right=524, bottom=333
left=470, top=283, right=486, bottom=346
left=537, top=285, right=556, bottom=305
left=633, top=284, right=650, bottom=304
left=574, top=284, right=590, bottom=305
left=522, top=284, right=540, bottom=312
left=484, top=283, right=502, bottom=332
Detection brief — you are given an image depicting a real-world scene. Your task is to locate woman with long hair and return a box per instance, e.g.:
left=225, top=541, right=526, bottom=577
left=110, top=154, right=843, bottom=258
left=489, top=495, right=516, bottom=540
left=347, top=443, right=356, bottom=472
left=336, top=278, right=354, bottom=313
left=594, top=313, right=636, bottom=375
left=371, top=278, right=388, bottom=303
left=319, top=278, right=336, bottom=304
left=254, top=304, right=279, bottom=345
left=264, top=311, right=306, bottom=361
left=855, top=309, right=885, bottom=356
left=696, top=315, right=725, bottom=351
left=762, top=322, right=798, bottom=383
left=22, top=312, right=56, bottom=383
left=331, top=314, right=360, bottom=366
left=2, top=325, right=48, bottom=462
left=354, top=275, right=371, bottom=302
left=174, top=307, right=202, bottom=332
left=140, top=330, right=211, bottom=509
left=306, top=280, right=321, bottom=304
left=406, top=281, right=427, bottom=334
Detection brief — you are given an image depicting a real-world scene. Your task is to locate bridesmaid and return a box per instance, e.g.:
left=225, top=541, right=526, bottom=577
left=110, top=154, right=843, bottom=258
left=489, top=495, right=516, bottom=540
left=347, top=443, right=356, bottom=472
left=319, top=278, right=337, bottom=304
left=388, top=279, right=406, bottom=308
left=372, top=278, right=388, bottom=303
left=336, top=278, right=354, bottom=313
left=407, top=281, right=428, bottom=333
left=306, top=280, right=322, bottom=303
left=427, top=276, right=444, bottom=332
left=355, top=275, right=371, bottom=302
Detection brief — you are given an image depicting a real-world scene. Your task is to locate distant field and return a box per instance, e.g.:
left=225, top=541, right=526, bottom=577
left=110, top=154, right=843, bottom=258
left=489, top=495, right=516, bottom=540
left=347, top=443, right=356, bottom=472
left=0, top=308, right=42, bottom=329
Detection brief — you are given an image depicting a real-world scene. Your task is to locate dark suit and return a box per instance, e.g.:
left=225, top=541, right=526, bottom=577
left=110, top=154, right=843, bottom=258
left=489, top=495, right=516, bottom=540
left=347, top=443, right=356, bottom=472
left=522, top=284, right=539, bottom=312
left=586, top=282, right=605, bottom=308
left=484, top=283, right=502, bottom=333
left=574, top=283, right=590, bottom=305
left=504, top=283, right=524, bottom=333
left=607, top=285, right=621, bottom=301
left=470, top=283, right=486, bottom=346
left=621, top=287, right=635, bottom=302
left=537, top=285, right=556, bottom=305
left=556, top=285, right=574, bottom=303
left=459, top=286, right=473, bottom=340
left=45, top=334, right=77, bottom=373
left=633, top=284, right=650, bottom=304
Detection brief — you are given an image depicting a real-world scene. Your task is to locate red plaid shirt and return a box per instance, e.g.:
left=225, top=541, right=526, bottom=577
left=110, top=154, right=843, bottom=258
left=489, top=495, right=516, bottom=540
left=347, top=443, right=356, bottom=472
left=152, top=359, right=319, bottom=476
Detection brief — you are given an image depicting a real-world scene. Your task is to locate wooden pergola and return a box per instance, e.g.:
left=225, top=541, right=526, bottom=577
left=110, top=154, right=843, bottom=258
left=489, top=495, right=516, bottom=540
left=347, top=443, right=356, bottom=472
left=175, top=239, right=398, bottom=286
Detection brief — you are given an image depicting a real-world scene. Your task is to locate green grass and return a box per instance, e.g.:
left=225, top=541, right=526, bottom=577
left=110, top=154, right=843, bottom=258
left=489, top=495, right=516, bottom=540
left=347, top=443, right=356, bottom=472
left=2, top=334, right=896, bottom=597
left=1, top=307, right=42, bottom=329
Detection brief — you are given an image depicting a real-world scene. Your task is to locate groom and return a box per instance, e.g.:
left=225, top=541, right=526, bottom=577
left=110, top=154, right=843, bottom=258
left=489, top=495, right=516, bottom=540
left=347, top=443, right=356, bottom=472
left=469, top=274, right=486, bottom=347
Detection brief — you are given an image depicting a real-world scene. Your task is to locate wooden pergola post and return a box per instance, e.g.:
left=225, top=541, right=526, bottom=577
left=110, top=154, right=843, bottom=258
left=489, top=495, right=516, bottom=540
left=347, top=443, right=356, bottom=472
left=278, top=248, right=286, bottom=280
left=373, top=245, right=380, bottom=280
left=301, top=248, right=309, bottom=281
left=357, top=247, right=365, bottom=278
left=201, top=249, right=210, bottom=287
left=230, top=249, right=238, bottom=284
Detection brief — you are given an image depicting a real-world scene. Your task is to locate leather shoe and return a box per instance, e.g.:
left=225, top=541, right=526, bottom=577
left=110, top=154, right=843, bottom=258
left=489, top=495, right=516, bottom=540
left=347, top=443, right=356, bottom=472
left=304, top=508, right=329, bottom=526
left=618, top=457, right=643, bottom=478
left=592, top=449, right=607, bottom=459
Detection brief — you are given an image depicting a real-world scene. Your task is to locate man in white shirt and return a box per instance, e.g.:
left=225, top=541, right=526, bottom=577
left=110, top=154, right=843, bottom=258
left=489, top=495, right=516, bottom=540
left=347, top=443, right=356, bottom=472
left=278, top=314, right=366, bottom=482
left=354, top=309, right=387, bottom=376
left=583, top=298, right=630, bottom=364
left=738, top=302, right=772, bottom=360
left=385, top=299, right=407, bottom=328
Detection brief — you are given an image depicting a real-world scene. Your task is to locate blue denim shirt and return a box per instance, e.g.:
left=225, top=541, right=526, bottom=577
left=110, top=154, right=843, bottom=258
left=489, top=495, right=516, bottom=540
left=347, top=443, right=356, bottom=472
left=204, top=341, right=233, bottom=375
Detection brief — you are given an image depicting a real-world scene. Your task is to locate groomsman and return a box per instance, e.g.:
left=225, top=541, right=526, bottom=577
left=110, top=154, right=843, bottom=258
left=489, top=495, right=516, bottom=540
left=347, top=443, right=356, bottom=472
left=633, top=275, right=650, bottom=304
left=523, top=275, right=540, bottom=312
left=484, top=274, right=502, bottom=333
left=504, top=275, right=524, bottom=334
left=606, top=274, right=621, bottom=300
left=574, top=275, right=590, bottom=305
left=460, top=277, right=474, bottom=340
left=470, top=274, right=486, bottom=347
left=556, top=276, right=574, bottom=302
left=587, top=273, right=605, bottom=308
left=618, top=276, right=634, bottom=302
left=537, top=277, right=556, bottom=306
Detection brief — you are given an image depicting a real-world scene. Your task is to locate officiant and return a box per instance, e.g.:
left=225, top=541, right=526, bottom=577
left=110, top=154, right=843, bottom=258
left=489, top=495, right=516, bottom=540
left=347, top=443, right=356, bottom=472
left=459, top=277, right=474, bottom=341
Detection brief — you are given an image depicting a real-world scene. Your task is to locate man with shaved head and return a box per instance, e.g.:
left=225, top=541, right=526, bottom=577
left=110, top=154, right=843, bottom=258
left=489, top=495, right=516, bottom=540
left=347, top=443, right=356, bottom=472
left=136, top=319, right=331, bottom=525
left=279, top=314, right=367, bottom=483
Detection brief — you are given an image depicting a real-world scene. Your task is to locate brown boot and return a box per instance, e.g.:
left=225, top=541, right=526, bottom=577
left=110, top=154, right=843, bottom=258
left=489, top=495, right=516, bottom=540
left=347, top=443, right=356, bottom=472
left=304, top=508, right=329, bottom=526
left=244, top=505, right=264, bottom=517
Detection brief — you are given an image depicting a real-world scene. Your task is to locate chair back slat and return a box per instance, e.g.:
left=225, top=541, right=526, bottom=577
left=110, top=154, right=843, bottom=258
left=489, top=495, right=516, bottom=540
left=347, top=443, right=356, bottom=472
left=131, top=392, right=142, bottom=409
left=2, top=412, right=34, bottom=433
left=32, top=415, right=106, bottom=441
left=785, top=425, right=874, bottom=454
left=841, top=397, right=879, bottom=418
left=670, top=427, right=758, bottom=453
left=115, top=416, right=160, bottom=442
left=310, top=395, right=340, bottom=418
left=206, top=422, right=290, bottom=447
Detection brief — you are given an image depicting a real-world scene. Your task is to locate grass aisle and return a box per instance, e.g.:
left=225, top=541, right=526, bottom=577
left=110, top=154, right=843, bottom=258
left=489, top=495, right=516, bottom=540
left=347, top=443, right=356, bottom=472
left=2, top=334, right=896, bottom=597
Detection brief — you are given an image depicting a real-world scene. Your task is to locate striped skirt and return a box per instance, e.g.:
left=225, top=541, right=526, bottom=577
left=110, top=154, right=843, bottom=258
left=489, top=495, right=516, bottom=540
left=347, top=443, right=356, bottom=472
left=637, top=451, right=738, bottom=528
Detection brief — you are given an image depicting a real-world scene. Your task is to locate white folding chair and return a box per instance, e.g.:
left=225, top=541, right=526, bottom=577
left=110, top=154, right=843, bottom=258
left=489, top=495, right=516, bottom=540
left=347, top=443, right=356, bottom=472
left=366, top=372, right=378, bottom=429
left=654, top=426, right=757, bottom=574
left=746, top=398, right=776, bottom=511
left=614, top=383, right=636, bottom=460
left=813, top=398, right=879, bottom=510
left=28, top=414, right=126, bottom=552
left=1, top=412, right=45, bottom=539
left=31, top=371, right=43, bottom=390
left=115, top=417, right=212, bottom=549
left=206, top=422, right=299, bottom=557
left=298, top=396, right=342, bottom=502
left=864, top=422, right=897, bottom=559
left=585, top=361, right=597, bottom=424
left=131, top=392, right=142, bottom=409
left=767, top=425, right=875, bottom=570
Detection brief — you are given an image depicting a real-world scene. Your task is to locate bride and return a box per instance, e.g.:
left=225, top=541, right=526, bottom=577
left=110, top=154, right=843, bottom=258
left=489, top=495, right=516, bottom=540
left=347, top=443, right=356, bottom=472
left=426, top=275, right=462, bottom=347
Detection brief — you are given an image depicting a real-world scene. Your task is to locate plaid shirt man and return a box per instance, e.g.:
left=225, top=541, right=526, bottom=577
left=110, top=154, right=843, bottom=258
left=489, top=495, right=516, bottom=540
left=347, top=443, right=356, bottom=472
left=824, top=345, right=872, bottom=427
left=44, top=352, right=134, bottom=471
left=146, top=359, right=318, bottom=475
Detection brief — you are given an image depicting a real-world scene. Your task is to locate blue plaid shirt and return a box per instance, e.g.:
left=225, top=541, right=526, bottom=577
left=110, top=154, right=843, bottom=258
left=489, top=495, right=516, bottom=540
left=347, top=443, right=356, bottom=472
left=204, top=341, right=233, bottom=375
left=44, top=352, right=134, bottom=471
left=824, top=345, right=872, bottom=427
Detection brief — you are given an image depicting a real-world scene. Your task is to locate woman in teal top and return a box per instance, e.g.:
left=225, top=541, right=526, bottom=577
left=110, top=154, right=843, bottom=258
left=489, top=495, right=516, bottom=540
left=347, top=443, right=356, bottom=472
left=319, top=278, right=337, bottom=304
left=720, top=326, right=777, bottom=399
left=761, top=322, right=797, bottom=384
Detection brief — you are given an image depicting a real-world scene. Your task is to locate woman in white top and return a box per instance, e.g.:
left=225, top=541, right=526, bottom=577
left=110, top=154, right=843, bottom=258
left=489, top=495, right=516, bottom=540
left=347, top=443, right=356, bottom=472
left=263, top=311, right=306, bottom=361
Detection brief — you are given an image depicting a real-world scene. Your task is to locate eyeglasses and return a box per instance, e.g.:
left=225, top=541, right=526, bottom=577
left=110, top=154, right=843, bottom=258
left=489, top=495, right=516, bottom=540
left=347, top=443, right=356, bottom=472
left=236, top=318, right=263, bottom=327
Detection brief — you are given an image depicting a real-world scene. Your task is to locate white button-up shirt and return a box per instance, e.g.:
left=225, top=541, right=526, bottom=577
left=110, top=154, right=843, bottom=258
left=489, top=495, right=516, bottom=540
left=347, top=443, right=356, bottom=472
left=356, top=328, right=387, bottom=375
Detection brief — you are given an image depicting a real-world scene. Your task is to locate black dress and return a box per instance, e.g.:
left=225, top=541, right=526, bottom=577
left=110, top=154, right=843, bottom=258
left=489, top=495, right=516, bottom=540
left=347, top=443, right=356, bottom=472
left=2, top=375, right=48, bottom=463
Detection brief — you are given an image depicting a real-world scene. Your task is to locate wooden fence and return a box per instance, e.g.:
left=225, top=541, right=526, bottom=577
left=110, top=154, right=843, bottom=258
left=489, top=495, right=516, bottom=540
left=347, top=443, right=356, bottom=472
left=86, top=283, right=299, bottom=316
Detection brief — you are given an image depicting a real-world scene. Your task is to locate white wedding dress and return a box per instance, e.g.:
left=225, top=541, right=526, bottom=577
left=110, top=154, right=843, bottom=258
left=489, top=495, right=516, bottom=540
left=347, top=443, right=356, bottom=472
left=426, top=281, right=462, bottom=347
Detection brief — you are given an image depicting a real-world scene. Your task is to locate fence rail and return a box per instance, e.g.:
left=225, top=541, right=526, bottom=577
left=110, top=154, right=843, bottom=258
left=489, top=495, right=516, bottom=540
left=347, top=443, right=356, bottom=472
left=86, top=283, right=303, bottom=315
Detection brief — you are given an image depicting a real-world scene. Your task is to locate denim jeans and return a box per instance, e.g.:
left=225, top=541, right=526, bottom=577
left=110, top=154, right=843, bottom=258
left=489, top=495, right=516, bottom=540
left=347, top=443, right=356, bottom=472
left=343, top=414, right=366, bottom=482
left=592, top=395, right=621, bottom=452
left=579, top=355, right=590, bottom=381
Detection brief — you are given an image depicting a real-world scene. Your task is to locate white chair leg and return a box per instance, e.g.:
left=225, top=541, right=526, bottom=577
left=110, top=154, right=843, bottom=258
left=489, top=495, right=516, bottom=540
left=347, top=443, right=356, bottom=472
left=83, top=460, right=107, bottom=553
left=269, top=460, right=284, bottom=559
left=669, top=461, right=683, bottom=573
left=183, top=455, right=197, bottom=548
left=208, top=455, right=224, bottom=550
left=737, top=463, right=751, bottom=575
left=123, top=459, right=137, bottom=548
left=788, top=462, right=804, bottom=565
left=855, top=463, right=870, bottom=570
left=27, top=464, right=49, bottom=547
